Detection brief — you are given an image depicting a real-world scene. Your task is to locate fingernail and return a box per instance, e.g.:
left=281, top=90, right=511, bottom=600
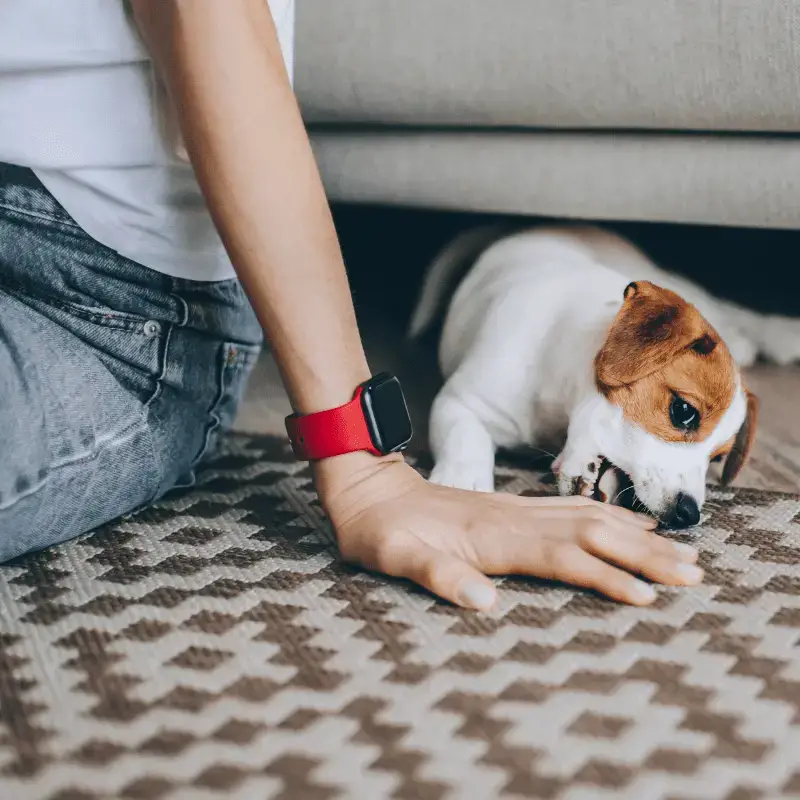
left=675, top=563, right=704, bottom=584
left=632, top=581, right=657, bottom=604
left=673, top=542, right=698, bottom=560
left=458, top=581, right=496, bottom=611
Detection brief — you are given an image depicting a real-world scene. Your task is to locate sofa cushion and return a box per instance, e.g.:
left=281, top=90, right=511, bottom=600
left=297, top=0, right=800, bottom=133
left=310, top=130, right=800, bottom=229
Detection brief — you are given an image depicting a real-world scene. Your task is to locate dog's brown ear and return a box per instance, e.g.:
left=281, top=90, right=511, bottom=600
left=720, top=390, right=759, bottom=486
left=595, top=281, right=716, bottom=390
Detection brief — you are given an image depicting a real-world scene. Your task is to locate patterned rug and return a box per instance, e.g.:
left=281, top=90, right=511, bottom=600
left=1, top=435, right=799, bottom=800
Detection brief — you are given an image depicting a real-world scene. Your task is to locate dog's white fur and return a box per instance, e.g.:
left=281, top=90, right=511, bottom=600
left=411, top=225, right=797, bottom=519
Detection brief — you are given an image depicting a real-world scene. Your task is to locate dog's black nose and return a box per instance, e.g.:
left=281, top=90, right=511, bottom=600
left=667, top=493, right=701, bottom=529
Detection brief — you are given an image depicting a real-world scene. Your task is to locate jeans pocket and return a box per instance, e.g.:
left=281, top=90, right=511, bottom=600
left=1, top=289, right=166, bottom=407
left=43, top=298, right=157, bottom=332
left=193, top=340, right=262, bottom=468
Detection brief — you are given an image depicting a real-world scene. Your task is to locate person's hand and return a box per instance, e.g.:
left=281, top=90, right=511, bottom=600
left=312, top=452, right=704, bottom=611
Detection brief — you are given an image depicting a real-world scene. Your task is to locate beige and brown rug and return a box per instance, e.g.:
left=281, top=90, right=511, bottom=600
left=1, top=434, right=799, bottom=800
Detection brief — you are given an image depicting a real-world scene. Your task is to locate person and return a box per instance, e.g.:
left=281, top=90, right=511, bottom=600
left=0, top=0, right=703, bottom=609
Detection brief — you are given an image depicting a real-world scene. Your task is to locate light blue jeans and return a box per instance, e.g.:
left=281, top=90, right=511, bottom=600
left=0, top=163, right=263, bottom=562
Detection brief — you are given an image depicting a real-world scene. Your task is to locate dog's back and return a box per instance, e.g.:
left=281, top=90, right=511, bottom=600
left=408, top=224, right=511, bottom=340
left=410, top=225, right=659, bottom=338
left=411, top=226, right=633, bottom=380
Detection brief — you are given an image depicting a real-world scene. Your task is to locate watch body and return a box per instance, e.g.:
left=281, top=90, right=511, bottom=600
left=285, top=373, right=413, bottom=460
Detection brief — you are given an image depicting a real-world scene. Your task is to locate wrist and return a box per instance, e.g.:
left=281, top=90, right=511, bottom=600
left=312, top=450, right=407, bottom=513
left=312, top=449, right=404, bottom=486
left=286, top=359, right=371, bottom=416
left=286, top=372, right=413, bottom=463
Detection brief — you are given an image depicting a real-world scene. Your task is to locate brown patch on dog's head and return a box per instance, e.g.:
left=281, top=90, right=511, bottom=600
left=710, top=389, right=759, bottom=485
left=595, top=281, right=738, bottom=443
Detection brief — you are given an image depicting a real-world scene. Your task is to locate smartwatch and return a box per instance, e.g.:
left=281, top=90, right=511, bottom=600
left=285, top=372, right=413, bottom=461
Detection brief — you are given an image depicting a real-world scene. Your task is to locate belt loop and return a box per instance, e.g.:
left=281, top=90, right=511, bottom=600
left=169, top=277, right=190, bottom=328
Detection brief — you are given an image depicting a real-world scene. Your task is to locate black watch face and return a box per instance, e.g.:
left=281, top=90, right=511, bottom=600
left=361, top=374, right=413, bottom=454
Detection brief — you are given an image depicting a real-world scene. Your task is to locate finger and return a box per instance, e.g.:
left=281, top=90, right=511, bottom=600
left=550, top=548, right=660, bottom=605
left=491, top=503, right=658, bottom=542
left=469, top=522, right=673, bottom=603
left=493, top=492, right=657, bottom=529
left=645, top=533, right=699, bottom=563
left=581, top=527, right=704, bottom=587
left=479, top=537, right=659, bottom=605
left=611, top=528, right=699, bottom=563
left=468, top=521, right=621, bottom=579
left=576, top=515, right=699, bottom=564
left=373, top=534, right=497, bottom=611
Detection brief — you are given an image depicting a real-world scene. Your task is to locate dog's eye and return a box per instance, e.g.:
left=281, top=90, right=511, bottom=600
left=669, top=395, right=700, bottom=431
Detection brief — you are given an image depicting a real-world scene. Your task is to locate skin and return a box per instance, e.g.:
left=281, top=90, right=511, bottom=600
left=130, top=0, right=704, bottom=610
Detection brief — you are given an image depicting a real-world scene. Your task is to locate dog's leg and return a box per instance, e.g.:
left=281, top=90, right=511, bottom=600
left=556, top=444, right=605, bottom=499
left=553, top=405, right=606, bottom=498
left=717, top=304, right=800, bottom=366
left=429, top=391, right=496, bottom=492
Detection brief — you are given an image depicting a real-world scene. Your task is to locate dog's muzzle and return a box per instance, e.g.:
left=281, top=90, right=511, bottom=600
left=663, top=492, right=701, bottom=529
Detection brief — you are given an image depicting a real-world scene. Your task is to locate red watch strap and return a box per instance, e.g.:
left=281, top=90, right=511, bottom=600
left=285, top=386, right=380, bottom=460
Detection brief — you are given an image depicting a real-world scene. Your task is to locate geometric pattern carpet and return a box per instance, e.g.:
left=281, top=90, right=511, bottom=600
left=1, top=434, right=798, bottom=800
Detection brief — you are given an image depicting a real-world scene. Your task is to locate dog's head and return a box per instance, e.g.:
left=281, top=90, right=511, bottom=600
left=587, top=281, right=758, bottom=527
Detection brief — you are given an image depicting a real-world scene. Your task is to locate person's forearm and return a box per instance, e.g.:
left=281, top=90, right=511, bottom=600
left=131, top=0, right=370, bottom=415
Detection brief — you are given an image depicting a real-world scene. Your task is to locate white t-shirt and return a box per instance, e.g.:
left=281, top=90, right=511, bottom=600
left=0, top=0, right=295, bottom=282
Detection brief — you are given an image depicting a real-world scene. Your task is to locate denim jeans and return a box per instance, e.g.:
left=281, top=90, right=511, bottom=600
left=0, top=163, right=263, bottom=562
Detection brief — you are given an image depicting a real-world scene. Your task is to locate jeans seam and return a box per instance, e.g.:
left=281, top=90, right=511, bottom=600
left=51, top=418, right=151, bottom=471
left=169, top=277, right=191, bottom=328
left=191, top=343, right=230, bottom=468
left=0, top=201, right=81, bottom=232
left=139, top=323, right=171, bottom=505
left=145, top=321, right=171, bottom=410
left=0, top=284, right=148, bottom=333
left=0, top=417, right=152, bottom=513
left=37, top=298, right=144, bottom=331
left=0, top=477, right=48, bottom=514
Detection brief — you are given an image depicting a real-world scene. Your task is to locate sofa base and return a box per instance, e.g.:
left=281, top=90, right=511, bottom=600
left=310, top=130, right=800, bottom=230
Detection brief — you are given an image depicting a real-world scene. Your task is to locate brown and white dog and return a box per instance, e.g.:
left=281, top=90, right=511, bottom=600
left=408, top=225, right=784, bottom=528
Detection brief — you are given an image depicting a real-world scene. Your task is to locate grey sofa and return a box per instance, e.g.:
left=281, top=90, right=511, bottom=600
left=295, top=0, right=800, bottom=230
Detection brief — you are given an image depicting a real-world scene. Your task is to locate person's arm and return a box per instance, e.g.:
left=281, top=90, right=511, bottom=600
left=130, top=0, right=703, bottom=610
left=131, top=0, right=369, bottom=417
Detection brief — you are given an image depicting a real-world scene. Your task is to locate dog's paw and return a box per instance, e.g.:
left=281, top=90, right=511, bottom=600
left=724, top=333, right=758, bottom=368
left=594, top=462, right=626, bottom=505
left=758, top=316, right=800, bottom=366
left=557, top=454, right=603, bottom=498
left=429, top=461, right=495, bottom=492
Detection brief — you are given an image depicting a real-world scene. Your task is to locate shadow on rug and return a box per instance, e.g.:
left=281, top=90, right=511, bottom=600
left=0, top=433, right=798, bottom=800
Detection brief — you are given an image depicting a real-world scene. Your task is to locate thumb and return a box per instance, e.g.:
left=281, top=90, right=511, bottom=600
left=378, top=535, right=497, bottom=611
